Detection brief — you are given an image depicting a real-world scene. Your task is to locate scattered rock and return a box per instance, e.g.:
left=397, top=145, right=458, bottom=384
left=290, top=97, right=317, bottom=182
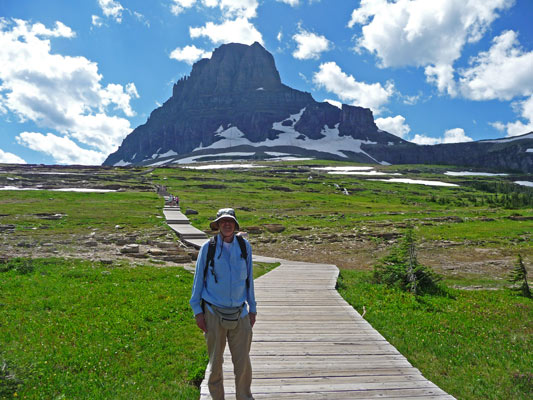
left=262, top=224, right=285, bottom=233
left=185, top=209, right=198, bottom=215
left=120, top=244, right=139, bottom=254
left=258, top=237, right=278, bottom=243
left=115, top=225, right=124, bottom=229
left=34, top=213, right=64, bottom=220
left=84, top=240, right=98, bottom=247
left=270, top=186, right=293, bottom=192
left=290, top=235, right=305, bottom=241
left=147, top=248, right=166, bottom=256
left=160, top=255, right=192, bottom=263
left=198, top=184, right=226, bottom=190
left=156, top=241, right=180, bottom=249
left=508, top=215, right=533, bottom=221
left=245, top=226, right=263, bottom=234
left=0, top=224, right=15, bottom=232
left=126, top=253, right=148, bottom=259
left=373, top=232, right=400, bottom=240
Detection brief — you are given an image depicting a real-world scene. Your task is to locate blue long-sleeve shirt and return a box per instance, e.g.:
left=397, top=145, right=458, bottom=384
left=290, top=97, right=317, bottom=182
left=190, top=233, right=257, bottom=317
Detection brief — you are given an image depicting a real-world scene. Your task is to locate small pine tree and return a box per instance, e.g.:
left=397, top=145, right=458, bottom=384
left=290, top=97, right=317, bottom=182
left=373, top=227, right=442, bottom=295
left=508, top=254, right=531, bottom=298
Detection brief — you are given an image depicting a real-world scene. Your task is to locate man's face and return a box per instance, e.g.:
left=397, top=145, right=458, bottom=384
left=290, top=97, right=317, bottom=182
left=218, top=217, right=236, bottom=237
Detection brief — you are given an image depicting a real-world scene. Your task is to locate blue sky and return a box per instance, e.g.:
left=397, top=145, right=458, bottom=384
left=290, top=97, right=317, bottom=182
left=0, top=0, right=532, bottom=165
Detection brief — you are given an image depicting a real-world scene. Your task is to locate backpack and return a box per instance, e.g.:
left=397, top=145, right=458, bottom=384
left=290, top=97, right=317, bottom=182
left=204, top=235, right=250, bottom=288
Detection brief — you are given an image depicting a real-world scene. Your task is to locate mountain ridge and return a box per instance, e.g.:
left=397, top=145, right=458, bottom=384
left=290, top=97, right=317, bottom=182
left=103, top=43, right=533, bottom=173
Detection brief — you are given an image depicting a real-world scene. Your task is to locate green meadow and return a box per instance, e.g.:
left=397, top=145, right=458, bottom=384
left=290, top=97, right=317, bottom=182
left=1, top=161, right=532, bottom=399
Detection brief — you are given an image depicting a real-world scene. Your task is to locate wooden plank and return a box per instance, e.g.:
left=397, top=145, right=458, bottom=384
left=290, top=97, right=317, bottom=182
left=203, top=380, right=448, bottom=395
left=244, top=367, right=424, bottom=379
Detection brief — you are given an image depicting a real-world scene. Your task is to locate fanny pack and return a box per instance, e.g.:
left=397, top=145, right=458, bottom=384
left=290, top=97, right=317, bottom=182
left=208, top=302, right=244, bottom=330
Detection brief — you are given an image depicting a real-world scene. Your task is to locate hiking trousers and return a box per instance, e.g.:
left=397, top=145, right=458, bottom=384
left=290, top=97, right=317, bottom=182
left=204, top=308, right=254, bottom=400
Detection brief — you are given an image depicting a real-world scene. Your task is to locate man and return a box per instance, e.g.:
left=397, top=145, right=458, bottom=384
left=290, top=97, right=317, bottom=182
left=190, top=208, right=256, bottom=400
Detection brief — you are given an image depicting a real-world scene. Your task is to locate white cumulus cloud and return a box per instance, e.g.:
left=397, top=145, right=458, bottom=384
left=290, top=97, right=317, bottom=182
left=411, top=128, right=473, bottom=145
left=170, top=0, right=197, bottom=15
left=313, top=61, right=394, bottom=114
left=459, top=30, right=533, bottom=101
left=0, top=148, right=26, bottom=164
left=190, top=17, right=263, bottom=45
left=17, top=132, right=106, bottom=165
left=170, top=45, right=212, bottom=64
left=442, top=128, right=474, bottom=143
left=375, top=115, right=411, bottom=138
left=179, top=0, right=258, bottom=18
left=324, top=99, right=342, bottom=109
left=292, top=28, right=331, bottom=60
left=177, top=1, right=262, bottom=46
left=98, top=0, right=124, bottom=23
left=0, top=19, right=136, bottom=164
left=491, top=95, right=533, bottom=137
left=277, top=0, right=300, bottom=6
left=215, top=0, right=259, bottom=19
left=91, top=15, right=104, bottom=27
left=411, top=134, right=441, bottom=145
left=349, top=0, right=514, bottom=96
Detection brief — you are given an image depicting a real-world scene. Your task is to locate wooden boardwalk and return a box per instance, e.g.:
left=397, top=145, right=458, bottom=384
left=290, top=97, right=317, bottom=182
left=160, top=206, right=454, bottom=399
left=199, top=259, right=455, bottom=399
left=163, top=206, right=208, bottom=248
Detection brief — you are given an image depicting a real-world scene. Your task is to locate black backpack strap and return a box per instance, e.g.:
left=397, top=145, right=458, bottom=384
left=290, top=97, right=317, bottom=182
left=204, top=236, right=218, bottom=283
left=236, top=235, right=248, bottom=260
left=236, top=235, right=250, bottom=288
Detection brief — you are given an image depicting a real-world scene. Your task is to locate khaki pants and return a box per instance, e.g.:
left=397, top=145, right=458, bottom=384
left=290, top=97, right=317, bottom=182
left=205, top=308, right=254, bottom=400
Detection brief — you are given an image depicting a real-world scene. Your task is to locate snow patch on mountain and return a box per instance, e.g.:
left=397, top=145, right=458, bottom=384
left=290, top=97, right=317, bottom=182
left=192, top=108, right=379, bottom=160
left=114, top=160, right=130, bottom=166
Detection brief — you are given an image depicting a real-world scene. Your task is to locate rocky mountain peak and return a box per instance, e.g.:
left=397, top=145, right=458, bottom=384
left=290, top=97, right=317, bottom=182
left=172, top=42, right=282, bottom=100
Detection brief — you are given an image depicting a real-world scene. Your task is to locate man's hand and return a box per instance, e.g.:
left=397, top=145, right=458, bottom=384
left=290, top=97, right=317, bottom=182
left=249, top=312, right=256, bottom=328
left=195, top=313, right=207, bottom=333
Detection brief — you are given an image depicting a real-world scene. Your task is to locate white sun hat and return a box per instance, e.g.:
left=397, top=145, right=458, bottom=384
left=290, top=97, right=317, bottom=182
left=209, top=208, right=240, bottom=230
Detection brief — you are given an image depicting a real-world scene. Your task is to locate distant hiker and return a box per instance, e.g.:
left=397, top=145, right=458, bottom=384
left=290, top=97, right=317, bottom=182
left=190, top=208, right=256, bottom=400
